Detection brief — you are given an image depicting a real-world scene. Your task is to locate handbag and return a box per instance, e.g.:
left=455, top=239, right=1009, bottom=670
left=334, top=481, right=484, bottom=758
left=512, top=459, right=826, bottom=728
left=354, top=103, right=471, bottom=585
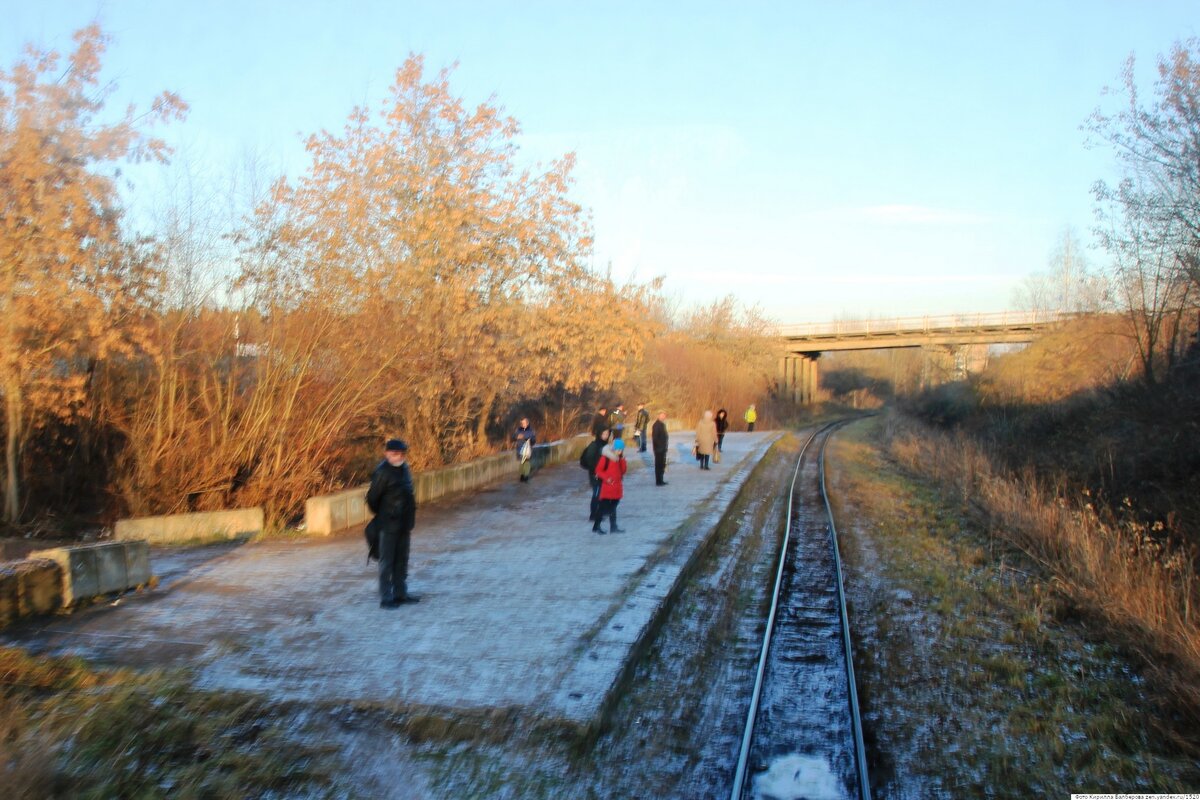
left=692, top=443, right=699, bottom=460
left=713, top=449, right=721, bottom=464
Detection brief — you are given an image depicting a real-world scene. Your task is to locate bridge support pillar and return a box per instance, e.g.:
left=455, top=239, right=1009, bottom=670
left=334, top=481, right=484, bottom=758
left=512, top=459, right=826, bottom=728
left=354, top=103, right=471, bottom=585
left=778, top=354, right=820, bottom=404
left=805, top=355, right=820, bottom=403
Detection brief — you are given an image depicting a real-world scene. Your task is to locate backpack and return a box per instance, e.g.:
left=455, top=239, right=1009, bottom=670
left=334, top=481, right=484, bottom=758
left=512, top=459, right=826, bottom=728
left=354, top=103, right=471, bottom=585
left=365, top=517, right=380, bottom=564
left=580, top=440, right=601, bottom=472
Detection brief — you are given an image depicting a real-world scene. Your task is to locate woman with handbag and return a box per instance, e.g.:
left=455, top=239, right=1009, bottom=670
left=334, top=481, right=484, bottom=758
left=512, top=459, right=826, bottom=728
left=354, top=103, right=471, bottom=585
left=513, top=417, right=537, bottom=482
left=694, top=410, right=718, bottom=470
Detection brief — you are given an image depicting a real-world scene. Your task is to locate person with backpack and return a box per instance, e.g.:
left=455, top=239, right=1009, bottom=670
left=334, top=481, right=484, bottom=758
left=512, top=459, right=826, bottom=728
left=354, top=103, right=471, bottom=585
left=513, top=417, right=536, bottom=482
left=366, top=438, right=418, bottom=607
left=634, top=403, right=650, bottom=452
left=593, top=437, right=628, bottom=534
left=580, top=427, right=610, bottom=522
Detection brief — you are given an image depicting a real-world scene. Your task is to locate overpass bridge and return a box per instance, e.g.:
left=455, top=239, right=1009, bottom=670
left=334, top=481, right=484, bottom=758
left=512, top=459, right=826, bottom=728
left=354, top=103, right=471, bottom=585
left=775, top=311, right=1068, bottom=403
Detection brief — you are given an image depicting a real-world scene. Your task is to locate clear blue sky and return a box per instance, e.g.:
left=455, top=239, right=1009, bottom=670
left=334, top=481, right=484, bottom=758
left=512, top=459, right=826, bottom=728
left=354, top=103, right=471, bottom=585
left=4, top=1, right=1198, bottom=321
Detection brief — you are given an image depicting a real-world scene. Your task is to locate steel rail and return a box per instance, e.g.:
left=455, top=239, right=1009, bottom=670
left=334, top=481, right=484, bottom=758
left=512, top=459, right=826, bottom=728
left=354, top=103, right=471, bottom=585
left=729, top=422, right=836, bottom=800
left=819, top=426, right=872, bottom=800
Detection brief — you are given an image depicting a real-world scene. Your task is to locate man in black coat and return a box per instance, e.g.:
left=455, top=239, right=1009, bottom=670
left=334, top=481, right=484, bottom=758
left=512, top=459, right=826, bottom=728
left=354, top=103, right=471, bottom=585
left=580, top=428, right=610, bottom=521
left=591, top=406, right=609, bottom=439
left=366, top=438, right=419, bottom=607
left=652, top=411, right=669, bottom=486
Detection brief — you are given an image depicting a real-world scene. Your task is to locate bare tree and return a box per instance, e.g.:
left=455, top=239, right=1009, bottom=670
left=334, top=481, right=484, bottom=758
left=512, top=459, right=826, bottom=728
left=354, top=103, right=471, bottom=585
left=1015, top=227, right=1110, bottom=314
left=1087, top=39, right=1200, bottom=381
left=1098, top=184, right=1194, bottom=384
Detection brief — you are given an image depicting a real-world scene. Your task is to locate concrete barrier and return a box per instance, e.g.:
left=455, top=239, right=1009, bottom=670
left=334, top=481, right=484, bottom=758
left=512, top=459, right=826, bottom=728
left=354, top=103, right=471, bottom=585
left=305, top=433, right=594, bottom=535
left=114, top=507, right=264, bottom=545
left=0, top=558, right=62, bottom=628
left=30, top=540, right=151, bottom=606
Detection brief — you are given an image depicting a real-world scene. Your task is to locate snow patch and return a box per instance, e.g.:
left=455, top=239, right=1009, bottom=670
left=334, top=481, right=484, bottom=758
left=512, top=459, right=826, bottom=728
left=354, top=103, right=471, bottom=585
left=752, top=753, right=845, bottom=800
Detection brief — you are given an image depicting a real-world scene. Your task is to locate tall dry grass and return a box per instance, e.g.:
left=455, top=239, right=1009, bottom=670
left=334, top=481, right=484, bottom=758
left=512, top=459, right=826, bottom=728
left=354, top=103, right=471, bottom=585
left=885, top=414, right=1200, bottom=734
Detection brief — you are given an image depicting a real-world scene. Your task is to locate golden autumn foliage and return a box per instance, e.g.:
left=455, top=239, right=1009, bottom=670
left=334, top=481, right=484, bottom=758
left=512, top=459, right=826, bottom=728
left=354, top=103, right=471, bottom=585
left=108, top=54, right=659, bottom=524
left=2, top=32, right=777, bottom=530
left=0, top=26, right=185, bottom=522
left=624, top=296, right=779, bottom=425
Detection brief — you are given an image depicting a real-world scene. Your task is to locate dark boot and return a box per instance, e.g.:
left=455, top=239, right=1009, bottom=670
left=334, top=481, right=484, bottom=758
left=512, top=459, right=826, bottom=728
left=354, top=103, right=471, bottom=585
left=609, top=512, right=625, bottom=533
left=593, top=522, right=607, bottom=534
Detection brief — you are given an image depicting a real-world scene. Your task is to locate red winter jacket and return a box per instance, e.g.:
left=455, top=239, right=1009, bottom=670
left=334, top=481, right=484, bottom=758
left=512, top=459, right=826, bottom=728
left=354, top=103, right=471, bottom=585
left=595, top=454, right=627, bottom=500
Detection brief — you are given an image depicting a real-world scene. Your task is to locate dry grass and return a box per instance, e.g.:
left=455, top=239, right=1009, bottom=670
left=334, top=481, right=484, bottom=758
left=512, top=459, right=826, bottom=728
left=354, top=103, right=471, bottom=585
left=0, top=645, right=334, bottom=798
left=885, top=413, right=1200, bottom=738
left=980, top=313, right=1142, bottom=404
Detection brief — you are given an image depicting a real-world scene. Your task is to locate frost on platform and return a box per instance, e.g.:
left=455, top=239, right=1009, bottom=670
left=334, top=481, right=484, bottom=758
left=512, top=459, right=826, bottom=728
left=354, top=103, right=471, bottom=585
left=3, top=432, right=780, bottom=740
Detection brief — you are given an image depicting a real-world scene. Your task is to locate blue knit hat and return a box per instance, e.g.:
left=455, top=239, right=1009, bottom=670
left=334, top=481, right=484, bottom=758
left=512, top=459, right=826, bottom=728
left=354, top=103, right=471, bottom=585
left=613, top=438, right=625, bottom=451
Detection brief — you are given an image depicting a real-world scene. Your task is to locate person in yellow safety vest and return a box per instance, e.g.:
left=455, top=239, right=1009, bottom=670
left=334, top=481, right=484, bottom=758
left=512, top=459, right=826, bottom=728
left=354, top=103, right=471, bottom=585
left=744, top=404, right=757, bottom=432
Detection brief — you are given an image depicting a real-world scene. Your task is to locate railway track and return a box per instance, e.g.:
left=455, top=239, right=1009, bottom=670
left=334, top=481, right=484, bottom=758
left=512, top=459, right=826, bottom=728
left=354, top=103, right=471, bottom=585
left=730, top=421, right=870, bottom=800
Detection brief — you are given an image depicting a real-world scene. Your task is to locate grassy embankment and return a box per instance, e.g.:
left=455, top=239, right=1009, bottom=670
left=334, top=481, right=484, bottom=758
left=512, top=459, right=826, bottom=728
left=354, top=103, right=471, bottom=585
left=891, top=316, right=1200, bottom=732
left=829, top=416, right=1200, bottom=796
left=0, top=646, right=335, bottom=798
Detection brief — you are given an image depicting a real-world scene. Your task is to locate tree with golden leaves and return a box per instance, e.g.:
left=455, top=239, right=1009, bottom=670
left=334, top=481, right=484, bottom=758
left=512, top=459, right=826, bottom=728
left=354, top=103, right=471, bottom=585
left=0, top=26, right=185, bottom=522
left=247, top=55, right=643, bottom=468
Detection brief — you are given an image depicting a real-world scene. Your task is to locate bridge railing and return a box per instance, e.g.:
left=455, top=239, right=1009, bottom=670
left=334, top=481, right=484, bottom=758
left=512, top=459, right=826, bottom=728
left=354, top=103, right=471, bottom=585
left=776, top=311, right=1070, bottom=338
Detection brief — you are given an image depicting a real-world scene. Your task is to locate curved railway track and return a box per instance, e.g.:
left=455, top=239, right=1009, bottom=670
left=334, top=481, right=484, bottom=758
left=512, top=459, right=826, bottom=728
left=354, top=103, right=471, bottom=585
left=730, top=421, right=870, bottom=800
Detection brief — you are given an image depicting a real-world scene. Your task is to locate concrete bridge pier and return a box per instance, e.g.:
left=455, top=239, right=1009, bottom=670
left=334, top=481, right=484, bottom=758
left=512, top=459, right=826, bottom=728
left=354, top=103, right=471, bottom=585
left=777, top=353, right=821, bottom=404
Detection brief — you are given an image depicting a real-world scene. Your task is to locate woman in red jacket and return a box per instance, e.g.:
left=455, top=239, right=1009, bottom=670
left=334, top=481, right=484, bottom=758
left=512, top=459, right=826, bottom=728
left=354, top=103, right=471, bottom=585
left=592, top=437, right=628, bottom=534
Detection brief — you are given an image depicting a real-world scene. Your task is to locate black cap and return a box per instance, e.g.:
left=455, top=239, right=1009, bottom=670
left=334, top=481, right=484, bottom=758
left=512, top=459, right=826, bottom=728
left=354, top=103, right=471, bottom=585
left=385, top=438, right=408, bottom=452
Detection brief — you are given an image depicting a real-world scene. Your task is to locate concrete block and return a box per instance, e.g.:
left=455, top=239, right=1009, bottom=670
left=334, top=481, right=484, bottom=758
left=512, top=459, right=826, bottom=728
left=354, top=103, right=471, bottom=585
left=115, top=507, right=263, bottom=545
left=94, top=544, right=127, bottom=594
left=330, top=496, right=348, bottom=533
left=0, top=559, right=56, bottom=628
left=125, top=542, right=150, bottom=584
left=31, top=541, right=151, bottom=606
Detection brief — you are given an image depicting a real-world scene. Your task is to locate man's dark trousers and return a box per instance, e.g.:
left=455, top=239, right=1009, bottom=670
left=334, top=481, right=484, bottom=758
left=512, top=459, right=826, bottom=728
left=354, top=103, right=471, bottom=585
left=378, top=526, right=411, bottom=603
left=589, top=475, right=603, bottom=520
left=654, top=449, right=667, bottom=485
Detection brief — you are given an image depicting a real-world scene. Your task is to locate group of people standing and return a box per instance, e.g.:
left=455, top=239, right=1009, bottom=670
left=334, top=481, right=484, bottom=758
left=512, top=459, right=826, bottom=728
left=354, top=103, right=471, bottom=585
left=578, top=403, right=672, bottom=533
left=578, top=401, right=758, bottom=533
left=365, top=401, right=761, bottom=606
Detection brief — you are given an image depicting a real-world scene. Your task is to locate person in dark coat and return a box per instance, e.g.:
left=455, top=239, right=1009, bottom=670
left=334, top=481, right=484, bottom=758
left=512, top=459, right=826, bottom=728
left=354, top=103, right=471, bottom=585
left=513, top=417, right=537, bottom=482
left=715, top=408, right=730, bottom=452
left=634, top=403, right=650, bottom=452
left=591, top=406, right=609, bottom=439
left=580, top=428, right=610, bottom=521
left=366, top=438, right=418, bottom=607
left=652, top=411, right=669, bottom=486
left=593, top=438, right=628, bottom=534
left=608, top=404, right=626, bottom=441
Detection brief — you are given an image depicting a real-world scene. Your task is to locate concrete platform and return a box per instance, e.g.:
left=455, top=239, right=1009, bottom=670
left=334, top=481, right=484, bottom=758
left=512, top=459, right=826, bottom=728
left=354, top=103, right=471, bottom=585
left=2, top=431, right=780, bottom=738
